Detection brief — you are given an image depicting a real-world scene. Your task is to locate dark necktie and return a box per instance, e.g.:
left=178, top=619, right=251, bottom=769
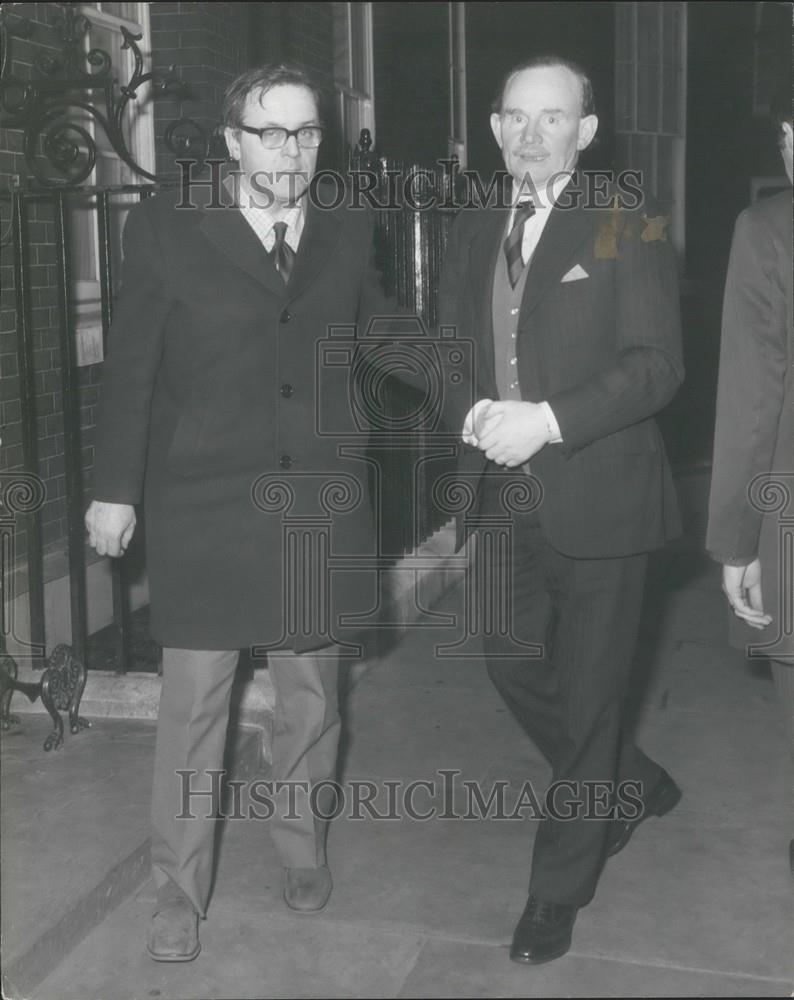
left=504, top=199, right=536, bottom=288
left=271, top=221, right=295, bottom=284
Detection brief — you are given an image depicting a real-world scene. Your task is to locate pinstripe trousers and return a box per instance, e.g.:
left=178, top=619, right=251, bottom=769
left=479, top=473, right=664, bottom=907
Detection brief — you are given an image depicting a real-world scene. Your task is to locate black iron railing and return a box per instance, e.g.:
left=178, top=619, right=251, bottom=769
left=4, top=183, right=158, bottom=677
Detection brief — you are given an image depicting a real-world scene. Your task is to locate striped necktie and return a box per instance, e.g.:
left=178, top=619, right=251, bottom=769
left=504, top=199, right=536, bottom=288
left=271, top=221, right=295, bottom=284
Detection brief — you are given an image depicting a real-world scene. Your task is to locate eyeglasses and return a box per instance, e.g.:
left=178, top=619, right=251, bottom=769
left=237, top=125, right=325, bottom=149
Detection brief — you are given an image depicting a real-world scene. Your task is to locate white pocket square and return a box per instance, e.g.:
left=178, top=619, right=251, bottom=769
left=561, top=264, right=589, bottom=282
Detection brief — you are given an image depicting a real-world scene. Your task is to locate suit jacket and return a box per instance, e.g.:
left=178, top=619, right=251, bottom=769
left=438, top=177, right=684, bottom=559
left=92, top=181, right=399, bottom=652
left=706, top=188, right=794, bottom=659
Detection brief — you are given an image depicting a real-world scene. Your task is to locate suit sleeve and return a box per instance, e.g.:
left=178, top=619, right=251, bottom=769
left=92, top=202, right=173, bottom=504
left=547, top=207, right=684, bottom=451
left=706, top=207, right=788, bottom=564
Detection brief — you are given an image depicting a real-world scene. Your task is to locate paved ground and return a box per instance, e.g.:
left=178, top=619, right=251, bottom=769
left=4, top=470, right=793, bottom=998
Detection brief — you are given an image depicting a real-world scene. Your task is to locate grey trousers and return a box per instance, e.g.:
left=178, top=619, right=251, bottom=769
left=150, top=645, right=340, bottom=916
left=771, top=659, right=794, bottom=834
left=771, top=659, right=794, bottom=755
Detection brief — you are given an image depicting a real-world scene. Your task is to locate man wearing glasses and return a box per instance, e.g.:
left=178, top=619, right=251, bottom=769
left=85, top=64, right=402, bottom=961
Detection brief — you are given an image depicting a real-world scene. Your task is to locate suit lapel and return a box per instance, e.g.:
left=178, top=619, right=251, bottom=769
left=198, top=182, right=342, bottom=301
left=285, top=190, right=341, bottom=302
left=199, top=204, right=286, bottom=298
left=519, top=179, right=594, bottom=325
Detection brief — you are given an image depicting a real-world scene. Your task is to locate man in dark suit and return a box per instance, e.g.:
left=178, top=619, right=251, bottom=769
left=706, top=100, right=793, bottom=860
left=85, top=63, right=409, bottom=961
left=438, top=55, right=684, bottom=963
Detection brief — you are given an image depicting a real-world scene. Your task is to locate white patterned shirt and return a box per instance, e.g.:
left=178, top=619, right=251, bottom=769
left=236, top=176, right=304, bottom=254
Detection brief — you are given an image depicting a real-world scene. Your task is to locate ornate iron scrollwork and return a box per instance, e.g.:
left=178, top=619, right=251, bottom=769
left=0, top=5, right=209, bottom=186
left=0, top=644, right=90, bottom=751
left=0, top=473, right=89, bottom=749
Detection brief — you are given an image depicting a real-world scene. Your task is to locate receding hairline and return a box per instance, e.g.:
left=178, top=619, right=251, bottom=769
left=493, top=56, right=596, bottom=118
left=501, top=65, right=586, bottom=115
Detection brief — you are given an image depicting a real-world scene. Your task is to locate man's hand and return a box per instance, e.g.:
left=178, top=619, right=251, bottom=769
left=475, top=400, right=551, bottom=466
left=85, top=501, right=136, bottom=558
left=461, top=399, right=498, bottom=446
left=721, top=559, right=772, bottom=630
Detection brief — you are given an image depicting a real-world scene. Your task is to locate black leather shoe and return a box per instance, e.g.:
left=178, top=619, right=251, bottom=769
left=606, top=768, right=681, bottom=858
left=509, top=896, right=577, bottom=964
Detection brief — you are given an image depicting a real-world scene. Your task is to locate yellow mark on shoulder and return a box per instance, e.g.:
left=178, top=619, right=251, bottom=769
left=594, top=196, right=622, bottom=259
left=641, top=214, right=669, bottom=242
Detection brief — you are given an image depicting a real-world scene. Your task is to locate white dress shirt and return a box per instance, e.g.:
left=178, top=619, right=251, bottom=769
left=509, top=171, right=573, bottom=267
left=503, top=173, right=573, bottom=443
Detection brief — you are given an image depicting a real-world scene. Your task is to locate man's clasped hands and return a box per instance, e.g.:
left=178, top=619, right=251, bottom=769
left=461, top=398, right=554, bottom=468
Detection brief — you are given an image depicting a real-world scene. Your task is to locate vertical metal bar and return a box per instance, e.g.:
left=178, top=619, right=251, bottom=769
left=454, top=3, right=468, bottom=167
left=53, top=191, right=87, bottom=665
left=11, top=192, right=46, bottom=662
left=97, top=190, right=114, bottom=355
left=96, top=189, right=130, bottom=674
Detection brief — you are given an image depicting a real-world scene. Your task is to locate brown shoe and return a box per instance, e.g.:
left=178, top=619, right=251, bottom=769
left=284, top=866, right=333, bottom=912
left=146, top=883, right=201, bottom=962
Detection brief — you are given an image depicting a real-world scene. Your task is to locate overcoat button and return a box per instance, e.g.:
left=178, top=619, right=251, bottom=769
left=280, top=383, right=294, bottom=398
left=279, top=454, right=293, bottom=469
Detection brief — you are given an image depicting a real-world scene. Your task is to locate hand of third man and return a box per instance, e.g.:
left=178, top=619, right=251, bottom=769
left=721, top=560, right=772, bottom=630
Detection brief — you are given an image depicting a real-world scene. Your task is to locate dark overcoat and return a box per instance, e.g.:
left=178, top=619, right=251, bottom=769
left=707, top=189, right=794, bottom=660
left=93, top=180, right=402, bottom=652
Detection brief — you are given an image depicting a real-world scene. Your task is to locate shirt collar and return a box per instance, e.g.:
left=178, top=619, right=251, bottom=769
left=244, top=177, right=304, bottom=231
left=511, top=171, right=573, bottom=212
left=224, top=172, right=305, bottom=231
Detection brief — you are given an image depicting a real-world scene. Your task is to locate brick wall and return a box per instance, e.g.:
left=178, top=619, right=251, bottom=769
left=149, top=2, right=254, bottom=178
left=284, top=2, right=334, bottom=88
left=1, top=3, right=72, bottom=568
left=148, top=2, right=336, bottom=177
